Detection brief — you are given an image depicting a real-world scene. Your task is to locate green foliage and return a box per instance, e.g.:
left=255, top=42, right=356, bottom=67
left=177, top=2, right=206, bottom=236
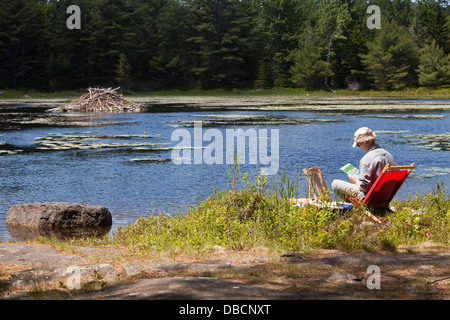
left=108, top=168, right=450, bottom=255
left=316, top=0, right=351, bottom=90
left=0, top=0, right=46, bottom=89
left=360, top=20, right=419, bottom=90
left=290, top=28, right=328, bottom=88
left=115, top=53, right=132, bottom=83
left=0, top=0, right=449, bottom=91
left=417, top=0, right=450, bottom=53
left=187, top=0, right=257, bottom=89
left=254, top=0, right=313, bottom=88
left=254, top=60, right=273, bottom=89
left=417, top=40, right=450, bottom=86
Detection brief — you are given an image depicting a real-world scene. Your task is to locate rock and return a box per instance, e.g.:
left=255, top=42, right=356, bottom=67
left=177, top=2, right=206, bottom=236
left=7, top=263, right=118, bottom=290
left=417, top=265, right=432, bottom=271
left=6, top=223, right=111, bottom=240
left=121, top=264, right=142, bottom=277
left=6, top=202, right=112, bottom=231
left=0, top=243, right=86, bottom=266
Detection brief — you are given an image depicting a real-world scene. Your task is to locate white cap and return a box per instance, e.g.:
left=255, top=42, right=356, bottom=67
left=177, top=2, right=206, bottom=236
left=352, top=127, right=376, bottom=148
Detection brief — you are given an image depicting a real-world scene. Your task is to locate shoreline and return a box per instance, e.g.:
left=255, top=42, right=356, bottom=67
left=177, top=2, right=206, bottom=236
left=1, top=94, right=449, bottom=112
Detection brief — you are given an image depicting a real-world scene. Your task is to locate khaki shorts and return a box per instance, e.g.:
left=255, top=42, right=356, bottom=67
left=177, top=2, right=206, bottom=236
left=331, top=179, right=365, bottom=202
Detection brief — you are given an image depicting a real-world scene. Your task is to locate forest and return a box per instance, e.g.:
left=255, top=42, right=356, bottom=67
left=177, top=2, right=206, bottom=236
left=0, top=0, right=449, bottom=92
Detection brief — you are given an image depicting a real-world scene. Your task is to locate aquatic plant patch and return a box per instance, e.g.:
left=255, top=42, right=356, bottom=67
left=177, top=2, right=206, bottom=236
left=31, top=133, right=165, bottom=152
left=369, top=115, right=445, bottom=120
left=403, top=133, right=450, bottom=151
left=170, top=114, right=344, bottom=127
left=0, top=142, right=23, bottom=156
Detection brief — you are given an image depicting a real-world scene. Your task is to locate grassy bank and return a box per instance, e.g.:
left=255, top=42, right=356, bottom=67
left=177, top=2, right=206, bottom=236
left=59, top=167, right=449, bottom=257
left=1, top=86, right=449, bottom=100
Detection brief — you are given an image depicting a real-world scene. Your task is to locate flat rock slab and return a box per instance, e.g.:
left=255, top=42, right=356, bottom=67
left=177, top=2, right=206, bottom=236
left=0, top=243, right=85, bottom=266
left=1, top=243, right=449, bottom=300
left=78, top=277, right=311, bottom=300
left=287, top=251, right=450, bottom=267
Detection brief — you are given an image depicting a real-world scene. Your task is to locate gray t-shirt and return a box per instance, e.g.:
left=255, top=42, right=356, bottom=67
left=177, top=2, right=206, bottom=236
left=359, top=144, right=397, bottom=193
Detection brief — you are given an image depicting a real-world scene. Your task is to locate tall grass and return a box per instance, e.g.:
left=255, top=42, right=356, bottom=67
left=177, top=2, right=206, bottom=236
left=108, top=166, right=450, bottom=255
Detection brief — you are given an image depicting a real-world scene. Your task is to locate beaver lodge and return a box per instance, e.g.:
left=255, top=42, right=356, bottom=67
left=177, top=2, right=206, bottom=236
left=48, top=87, right=141, bottom=113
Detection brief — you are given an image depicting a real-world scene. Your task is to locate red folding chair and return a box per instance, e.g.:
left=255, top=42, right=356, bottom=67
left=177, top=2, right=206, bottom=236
left=354, top=163, right=415, bottom=208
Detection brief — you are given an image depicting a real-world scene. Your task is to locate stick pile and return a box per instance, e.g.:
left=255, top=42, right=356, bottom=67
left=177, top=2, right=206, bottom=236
left=49, top=87, right=141, bottom=113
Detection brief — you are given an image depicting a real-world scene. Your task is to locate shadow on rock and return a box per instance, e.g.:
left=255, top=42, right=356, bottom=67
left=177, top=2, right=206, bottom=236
left=6, top=224, right=111, bottom=241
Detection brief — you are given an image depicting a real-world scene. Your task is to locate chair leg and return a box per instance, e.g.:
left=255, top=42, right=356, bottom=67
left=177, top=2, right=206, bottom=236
left=365, top=210, right=382, bottom=223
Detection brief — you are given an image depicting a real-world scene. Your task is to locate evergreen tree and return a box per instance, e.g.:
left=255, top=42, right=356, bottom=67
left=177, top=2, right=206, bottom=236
left=41, top=0, right=93, bottom=90
left=148, top=0, right=193, bottom=88
left=115, top=53, right=132, bottom=83
left=417, top=0, right=450, bottom=54
left=255, top=0, right=314, bottom=87
left=372, top=0, right=414, bottom=28
left=0, top=0, right=45, bottom=88
left=417, top=40, right=450, bottom=86
left=335, top=0, right=371, bottom=90
left=0, top=0, right=448, bottom=91
left=85, top=0, right=137, bottom=85
left=360, top=20, right=419, bottom=90
left=187, top=0, right=255, bottom=89
left=290, top=27, right=328, bottom=89
left=254, top=60, right=273, bottom=89
left=315, top=0, right=351, bottom=91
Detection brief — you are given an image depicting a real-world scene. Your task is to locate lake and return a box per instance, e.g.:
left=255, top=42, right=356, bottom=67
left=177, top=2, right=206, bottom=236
left=1, top=96, right=449, bottom=240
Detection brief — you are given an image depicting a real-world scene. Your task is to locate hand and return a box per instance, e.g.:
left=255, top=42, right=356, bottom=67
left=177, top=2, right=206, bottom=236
left=348, top=175, right=358, bottom=185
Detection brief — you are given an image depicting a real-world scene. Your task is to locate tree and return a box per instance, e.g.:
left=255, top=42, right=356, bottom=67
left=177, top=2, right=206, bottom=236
left=0, top=0, right=447, bottom=91
left=315, top=0, right=351, bottom=91
left=360, top=20, right=419, bottom=90
left=254, top=60, right=273, bottom=89
left=372, top=0, right=414, bottom=28
left=115, top=53, right=132, bottom=83
left=335, top=0, right=371, bottom=90
left=417, top=0, right=450, bottom=54
left=0, top=0, right=44, bottom=88
left=290, top=27, right=328, bottom=89
left=187, top=0, right=255, bottom=89
left=148, top=0, right=194, bottom=88
left=40, top=0, right=93, bottom=90
left=417, top=40, right=450, bottom=86
left=255, top=0, right=314, bottom=87
left=85, top=0, right=137, bottom=85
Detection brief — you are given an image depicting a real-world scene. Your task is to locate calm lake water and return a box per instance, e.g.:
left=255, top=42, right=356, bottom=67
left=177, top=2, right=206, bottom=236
left=0, top=99, right=449, bottom=240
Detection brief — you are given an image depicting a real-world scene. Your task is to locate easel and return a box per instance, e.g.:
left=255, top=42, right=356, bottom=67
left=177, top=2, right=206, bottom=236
left=296, top=167, right=382, bottom=223
left=303, top=167, right=332, bottom=202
